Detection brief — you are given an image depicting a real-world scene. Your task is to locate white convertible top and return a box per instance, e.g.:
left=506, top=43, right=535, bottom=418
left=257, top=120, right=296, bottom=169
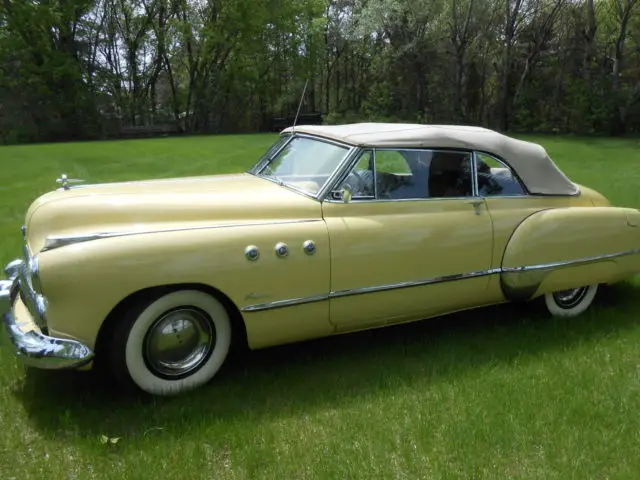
left=282, top=123, right=578, bottom=195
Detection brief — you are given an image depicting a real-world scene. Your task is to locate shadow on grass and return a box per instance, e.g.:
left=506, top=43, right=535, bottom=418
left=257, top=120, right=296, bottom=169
left=11, top=281, right=640, bottom=439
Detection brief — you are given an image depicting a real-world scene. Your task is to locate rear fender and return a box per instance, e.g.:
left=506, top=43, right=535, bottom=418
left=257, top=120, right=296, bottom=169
left=500, top=207, right=640, bottom=301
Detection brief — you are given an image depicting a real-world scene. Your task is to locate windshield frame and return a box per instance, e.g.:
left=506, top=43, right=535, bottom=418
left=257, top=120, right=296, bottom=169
left=248, top=133, right=357, bottom=200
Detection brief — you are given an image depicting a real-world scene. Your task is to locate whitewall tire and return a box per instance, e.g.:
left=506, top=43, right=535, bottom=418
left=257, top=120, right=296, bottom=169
left=112, top=290, right=232, bottom=396
left=543, top=284, right=599, bottom=317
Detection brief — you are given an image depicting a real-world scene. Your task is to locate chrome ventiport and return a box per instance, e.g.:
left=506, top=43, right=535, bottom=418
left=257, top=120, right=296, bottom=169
left=245, top=245, right=260, bottom=262
left=275, top=242, right=289, bottom=258
left=303, top=240, right=316, bottom=255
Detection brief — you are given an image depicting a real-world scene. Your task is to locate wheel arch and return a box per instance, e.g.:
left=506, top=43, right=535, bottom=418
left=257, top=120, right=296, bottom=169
left=94, top=282, right=248, bottom=369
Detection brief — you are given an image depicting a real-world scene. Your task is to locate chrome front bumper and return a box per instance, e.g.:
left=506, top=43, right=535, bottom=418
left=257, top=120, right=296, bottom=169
left=0, top=259, right=94, bottom=369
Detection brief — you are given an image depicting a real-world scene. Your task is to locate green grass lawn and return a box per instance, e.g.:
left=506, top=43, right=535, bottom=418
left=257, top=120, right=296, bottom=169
left=1, top=133, right=640, bottom=479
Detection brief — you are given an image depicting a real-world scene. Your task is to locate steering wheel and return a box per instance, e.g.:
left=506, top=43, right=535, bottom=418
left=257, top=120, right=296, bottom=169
left=344, top=169, right=372, bottom=196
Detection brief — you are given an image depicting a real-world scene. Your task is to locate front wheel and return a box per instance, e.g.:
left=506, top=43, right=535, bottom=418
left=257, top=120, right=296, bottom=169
left=543, top=284, right=599, bottom=317
left=110, top=289, right=232, bottom=396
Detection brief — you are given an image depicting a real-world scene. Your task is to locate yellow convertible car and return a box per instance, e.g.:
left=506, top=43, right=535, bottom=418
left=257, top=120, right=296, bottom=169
left=1, top=123, right=639, bottom=396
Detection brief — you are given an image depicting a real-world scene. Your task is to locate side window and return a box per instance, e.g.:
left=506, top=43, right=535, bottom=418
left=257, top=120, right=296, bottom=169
left=475, top=153, right=526, bottom=197
left=374, top=149, right=473, bottom=200
left=337, top=150, right=375, bottom=199
left=334, top=149, right=474, bottom=201
left=426, top=151, right=473, bottom=198
left=375, top=150, right=412, bottom=174
left=375, top=150, right=423, bottom=199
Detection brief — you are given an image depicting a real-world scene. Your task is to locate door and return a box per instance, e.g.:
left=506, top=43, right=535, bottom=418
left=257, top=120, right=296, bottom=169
left=322, top=148, right=496, bottom=331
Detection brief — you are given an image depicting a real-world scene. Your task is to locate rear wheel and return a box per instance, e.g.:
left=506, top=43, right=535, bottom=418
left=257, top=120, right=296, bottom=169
left=543, top=284, right=599, bottom=317
left=110, top=289, right=232, bottom=396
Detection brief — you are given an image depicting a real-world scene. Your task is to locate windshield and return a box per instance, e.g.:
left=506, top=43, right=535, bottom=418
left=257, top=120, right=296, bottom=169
left=256, top=135, right=291, bottom=166
left=253, top=136, right=350, bottom=196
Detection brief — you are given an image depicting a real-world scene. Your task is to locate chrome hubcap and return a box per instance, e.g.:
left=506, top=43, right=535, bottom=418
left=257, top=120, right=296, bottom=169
left=552, top=287, right=589, bottom=309
left=143, top=307, right=215, bottom=379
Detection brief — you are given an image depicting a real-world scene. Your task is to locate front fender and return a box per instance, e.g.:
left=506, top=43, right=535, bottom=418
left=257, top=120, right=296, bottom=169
left=500, top=207, right=640, bottom=301
left=38, top=220, right=331, bottom=349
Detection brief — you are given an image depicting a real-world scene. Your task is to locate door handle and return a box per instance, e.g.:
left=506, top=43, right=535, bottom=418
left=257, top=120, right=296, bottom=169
left=465, top=199, right=484, bottom=214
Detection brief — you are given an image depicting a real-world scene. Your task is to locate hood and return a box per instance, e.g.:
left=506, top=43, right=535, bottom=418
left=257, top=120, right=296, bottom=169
left=25, top=173, right=322, bottom=253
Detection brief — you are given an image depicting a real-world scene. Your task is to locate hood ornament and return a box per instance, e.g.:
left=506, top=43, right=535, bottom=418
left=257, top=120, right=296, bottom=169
left=56, top=173, right=84, bottom=190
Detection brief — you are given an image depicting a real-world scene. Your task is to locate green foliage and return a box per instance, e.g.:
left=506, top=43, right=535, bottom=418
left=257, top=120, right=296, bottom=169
left=0, top=0, right=100, bottom=143
left=1, top=0, right=640, bottom=143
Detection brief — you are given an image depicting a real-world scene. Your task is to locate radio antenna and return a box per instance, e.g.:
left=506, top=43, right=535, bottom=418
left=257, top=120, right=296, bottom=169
left=292, top=79, right=309, bottom=134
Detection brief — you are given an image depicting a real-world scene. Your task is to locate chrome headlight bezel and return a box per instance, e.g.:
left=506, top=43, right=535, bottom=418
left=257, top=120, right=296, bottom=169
left=29, top=254, right=42, bottom=293
left=21, top=232, right=43, bottom=294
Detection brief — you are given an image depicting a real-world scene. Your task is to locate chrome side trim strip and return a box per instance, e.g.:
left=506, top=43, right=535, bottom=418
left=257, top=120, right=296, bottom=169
left=241, top=248, right=640, bottom=312
left=322, top=193, right=583, bottom=204
left=331, top=268, right=502, bottom=298
left=500, top=248, right=640, bottom=301
left=41, top=219, right=322, bottom=252
left=501, top=248, right=640, bottom=273
left=323, top=195, right=482, bottom=204
left=242, top=294, right=330, bottom=312
left=242, top=268, right=501, bottom=312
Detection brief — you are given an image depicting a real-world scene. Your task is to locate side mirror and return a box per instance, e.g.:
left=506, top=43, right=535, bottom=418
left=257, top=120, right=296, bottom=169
left=342, top=186, right=352, bottom=203
left=330, top=186, right=353, bottom=203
